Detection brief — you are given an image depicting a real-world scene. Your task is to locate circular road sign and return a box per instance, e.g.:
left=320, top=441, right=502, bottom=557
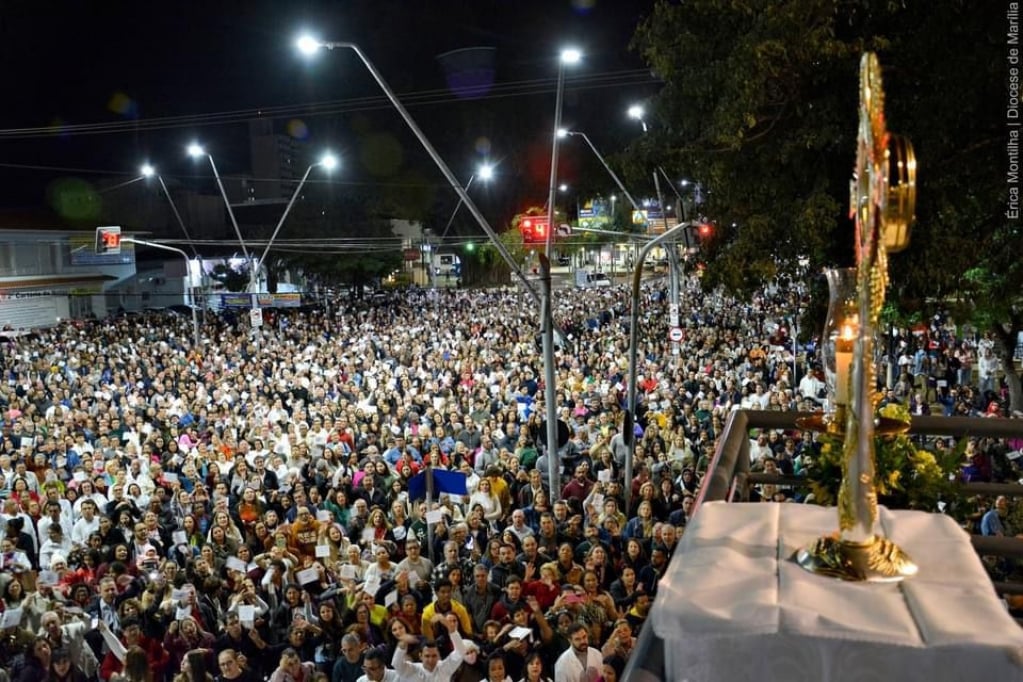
left=668, top=327, right=684, bottom=342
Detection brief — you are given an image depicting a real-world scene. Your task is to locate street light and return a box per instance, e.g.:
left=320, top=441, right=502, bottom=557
left=439, top=162, right=496, bottom=241
left=121, top=237, right=200, bottom=349
left=141, top=162, right=203, bottom=313
left=295, top=34, right=540, bottom=305
left=557, top=128, right=641, bottom=212
left=187, top=143, right=252, bottom=292
left=627, top=104, right=648, bottom=133
left=140, top=163, right=199, bottom=257
left=256, top=152, right=338, bottom=275
left=541, top=46, right=582, bottom=496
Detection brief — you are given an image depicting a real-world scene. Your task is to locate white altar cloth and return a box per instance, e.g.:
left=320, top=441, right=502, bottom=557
left=650, top=502, right=1023, bottom=681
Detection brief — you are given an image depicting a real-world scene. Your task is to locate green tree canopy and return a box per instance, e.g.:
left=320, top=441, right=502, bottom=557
left=630, top=0, right=1021, bottom=407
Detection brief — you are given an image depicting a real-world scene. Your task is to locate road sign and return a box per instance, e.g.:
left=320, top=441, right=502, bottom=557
left=250, top=308, right=263, bottom=328
left=668, top=327, right=684, bottom=342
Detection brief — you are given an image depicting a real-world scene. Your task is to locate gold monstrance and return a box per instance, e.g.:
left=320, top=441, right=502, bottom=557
left=795, top=53, right=918, bottom=581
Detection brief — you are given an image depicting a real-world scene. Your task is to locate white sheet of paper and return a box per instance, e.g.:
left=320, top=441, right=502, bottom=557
left=163, top=472, right=179, bottom=484
left=363, top=577, right=381, bottom=597
left=172, top=588, right=190, bottom=602
left=176, top=606, right=192, bottom=620
left=385, top=590, right=398, bottom=607
left=316, top=510, right=332, bottom=522
left=172, top=531, right=187, bottom=545
left=392, top=526, right=407, bottom=541
left=38, top=570, right=59, bottom=586
left=426, top=510, right=445, bottom=524
left=315, top=544, right=331, bottom=558
left=598, top=469, right=611, bottom=483
left=591, top=493, right=604, bottom=509
left=340, top=565, right=357, bottom=580
left=73, top=471, right=87, bottom=482
left=237, top=604, right=255, bottom=624
left=226, top=557, right=248, bottom=573
left=0, top=608, right=22, bottom=628
left=509, top=626, right=533, bottom=640
left=361, top=527, right=375, bottom=543
left=296, top=567, right=319, bottom=585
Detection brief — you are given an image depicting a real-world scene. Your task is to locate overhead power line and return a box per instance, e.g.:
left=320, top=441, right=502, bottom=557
left=0, top=68, right=658, bottom=140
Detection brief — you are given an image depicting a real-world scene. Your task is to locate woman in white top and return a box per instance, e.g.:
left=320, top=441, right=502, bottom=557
left=468, top=478, right=503, bottom=527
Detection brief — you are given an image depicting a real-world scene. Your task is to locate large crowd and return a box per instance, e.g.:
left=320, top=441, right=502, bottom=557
left=0, top=275, right=1016, bottom=682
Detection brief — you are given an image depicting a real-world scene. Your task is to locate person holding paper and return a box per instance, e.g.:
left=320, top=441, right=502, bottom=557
left=392, top=611, right=467, bottom=681
left=97, top=617, right=169, bottom=682
left=39, top=609, right=99, bottom=679
left=163, top=615, right=215, bottom=676
left=212, top=616, right=263, bottom=679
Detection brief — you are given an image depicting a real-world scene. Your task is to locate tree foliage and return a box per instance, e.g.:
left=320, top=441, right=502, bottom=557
left=630, top=0, right=1020, bottom=406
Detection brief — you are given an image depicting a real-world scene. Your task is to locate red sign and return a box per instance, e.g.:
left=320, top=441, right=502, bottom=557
left=403, top=248, right=421, bottom=261
left=520, top=217, right=549, bottom=244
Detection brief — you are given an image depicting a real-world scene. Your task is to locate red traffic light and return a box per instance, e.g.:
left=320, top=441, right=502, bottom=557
left=95, top=226, right=122, bottom=254
left=697, top=223, right=712, bottom=238
left=519, top=217, right=549, bottom=244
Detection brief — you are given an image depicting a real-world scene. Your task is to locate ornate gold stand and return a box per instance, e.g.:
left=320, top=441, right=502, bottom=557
left=794, top=407, right=917, bottom=582
left=791, top=53, right=919, bottom=584
left=795, top=534, right=918, bottom=582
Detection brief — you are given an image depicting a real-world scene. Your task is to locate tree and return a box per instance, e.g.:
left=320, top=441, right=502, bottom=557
left=630, top=0, right=1021, bottom=409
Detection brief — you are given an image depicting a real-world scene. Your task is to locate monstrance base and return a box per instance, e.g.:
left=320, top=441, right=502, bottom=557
left=795, top=534, right=918, bottom=583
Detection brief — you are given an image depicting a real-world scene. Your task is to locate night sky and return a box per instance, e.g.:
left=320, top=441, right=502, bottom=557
left=0, top=0, right=659, bottom=233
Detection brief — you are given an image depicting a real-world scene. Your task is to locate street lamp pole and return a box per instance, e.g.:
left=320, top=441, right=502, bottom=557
left=257, top=154, right=337, bottom=276
left=558, top=130, right=641, bottom=213
left=296, top=38, right=540, bottom=306
left=438, top=163, right=494, bottom=241
left=122, top=237, right=200, bottom=349
left=141, top=165, right=199, bottom=258
left=188, top=145, right=256, bottom=309
left=540, top=47, right=580, bottom=496
left=141, top=164, right=204, bottom=313
left=624, top=221, right=691, bottom=512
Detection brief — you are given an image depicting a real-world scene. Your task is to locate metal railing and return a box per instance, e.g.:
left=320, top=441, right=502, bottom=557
left=623, top=409, right=1023, bottom=680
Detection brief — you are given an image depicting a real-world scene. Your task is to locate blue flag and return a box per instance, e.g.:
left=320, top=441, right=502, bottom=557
left=408, top=469, right=468, bottom=501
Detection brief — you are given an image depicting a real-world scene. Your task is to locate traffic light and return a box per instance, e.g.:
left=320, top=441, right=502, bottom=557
left=697, top=223, right=713, bottom=239
left=95, top=226, right=122, bottom=254
left=519, top=217, right=549, bottom=244
left=533, top=219, right=547, bottom=240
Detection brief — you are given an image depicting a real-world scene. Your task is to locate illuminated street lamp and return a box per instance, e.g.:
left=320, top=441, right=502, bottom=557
left=627, top=104, right=648, bottom=133
left=541, top=46, right=582, bottom=495
left=557, top=128, right=640, bottom=211
left=256, top=152, right=339, bottom=273
left=295, top=34, right=539, bottom=305
left=439, top=162, right=496, bottom=241
left=187, top=143, right=252, bottom=285
left=140, top=163, right=198, bottom=257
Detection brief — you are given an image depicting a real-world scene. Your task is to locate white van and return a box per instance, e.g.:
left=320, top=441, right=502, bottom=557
left=576, top=269, right=612, bottom=288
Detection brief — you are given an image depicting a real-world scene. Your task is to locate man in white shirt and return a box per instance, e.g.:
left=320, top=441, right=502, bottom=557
left=392, top=612, right=466, bottom=681
left=71, top=499, right=100, bottom=547
left=356, top=648, right=399, bottom=682
left=554, top=622, right=603, bottom=682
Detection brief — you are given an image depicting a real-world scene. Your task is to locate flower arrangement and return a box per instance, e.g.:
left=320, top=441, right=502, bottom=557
left=805, top=403, right=959, bottom=512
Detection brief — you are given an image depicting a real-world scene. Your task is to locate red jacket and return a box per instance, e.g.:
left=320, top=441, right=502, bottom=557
left=99, top=635, right=169, bottom=681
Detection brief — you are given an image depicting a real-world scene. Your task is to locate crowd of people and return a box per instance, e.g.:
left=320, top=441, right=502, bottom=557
left=0, top=274, right=1016, bottom=682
